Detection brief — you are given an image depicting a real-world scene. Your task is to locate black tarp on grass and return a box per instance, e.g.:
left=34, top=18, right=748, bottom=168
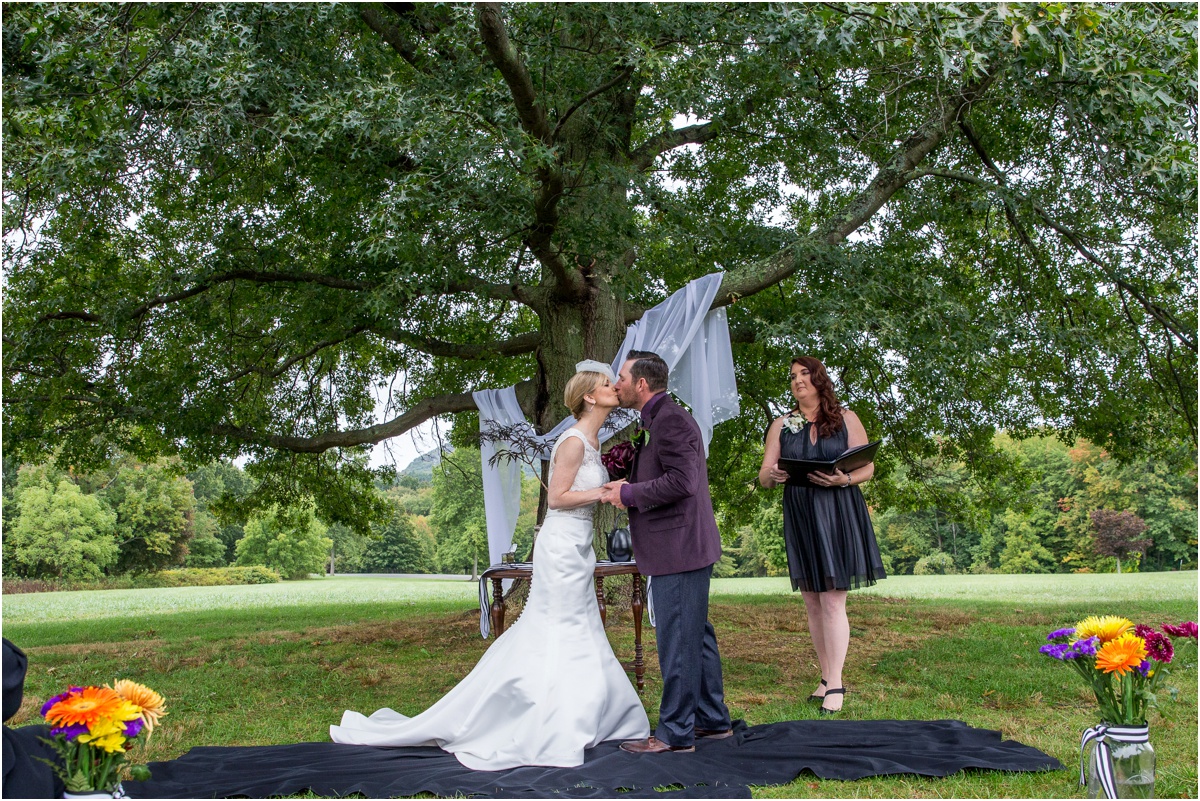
left=125, top=718, right=1063, bottom=799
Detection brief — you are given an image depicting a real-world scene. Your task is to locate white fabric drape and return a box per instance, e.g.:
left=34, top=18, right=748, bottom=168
left=471, top=272, right=740, bottom=568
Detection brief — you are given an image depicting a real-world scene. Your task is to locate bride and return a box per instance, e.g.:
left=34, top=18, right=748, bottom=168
left=331, top=361, right=651, bottom=770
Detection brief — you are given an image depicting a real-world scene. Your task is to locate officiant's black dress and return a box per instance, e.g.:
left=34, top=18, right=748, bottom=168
left=780, top=421, right=886, bottom=592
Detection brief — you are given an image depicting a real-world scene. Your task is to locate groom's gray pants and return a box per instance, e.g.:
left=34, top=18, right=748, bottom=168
left=650, top=563, right=731, bottom=747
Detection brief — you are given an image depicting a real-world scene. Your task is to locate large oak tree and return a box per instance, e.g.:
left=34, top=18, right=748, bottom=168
left=4, top=3, right=1195, bottom=529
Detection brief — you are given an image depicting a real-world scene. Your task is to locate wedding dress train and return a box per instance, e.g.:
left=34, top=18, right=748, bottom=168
left=331, top=428, right=650, bottom=770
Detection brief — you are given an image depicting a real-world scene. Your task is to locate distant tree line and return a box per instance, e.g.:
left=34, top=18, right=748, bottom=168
left=3, top=432, right=1193, bottom=587
left=1, top=446, right=541, bottom=584
left=719, top=433, right=1196, bottom=578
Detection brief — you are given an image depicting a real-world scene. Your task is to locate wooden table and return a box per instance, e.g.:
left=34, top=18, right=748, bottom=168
left=479, top=560, right=646, bottom=693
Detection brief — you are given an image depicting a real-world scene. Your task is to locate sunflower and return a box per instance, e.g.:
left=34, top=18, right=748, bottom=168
left=1096, top=633, right=1148, bottom=675
left=44, top=686, right=125, bottom=729
left=111, top=679, right=167, bottom=732
left=1074, top=615, right=1134, bottom=644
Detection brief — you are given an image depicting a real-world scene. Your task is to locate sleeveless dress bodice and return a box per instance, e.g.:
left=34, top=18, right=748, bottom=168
left=543, top=428, right=607, bottom=522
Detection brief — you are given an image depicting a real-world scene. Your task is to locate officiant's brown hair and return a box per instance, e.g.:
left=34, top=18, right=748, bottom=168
left=791, top=356, right=844, bottom=437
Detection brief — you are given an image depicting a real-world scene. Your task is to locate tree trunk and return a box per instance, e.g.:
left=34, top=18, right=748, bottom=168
left=1115, top=555, right=1121, bottom=575
left=533, top=272, right=627, bottom=528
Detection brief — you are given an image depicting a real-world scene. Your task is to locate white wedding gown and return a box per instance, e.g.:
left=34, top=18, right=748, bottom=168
left=331, top=428, right=650, bottom=770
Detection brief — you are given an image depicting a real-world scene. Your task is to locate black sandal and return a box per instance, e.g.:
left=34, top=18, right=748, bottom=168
left=818, top=687, right=846, bottom=715
left=807, top=679, right=828, bottom=703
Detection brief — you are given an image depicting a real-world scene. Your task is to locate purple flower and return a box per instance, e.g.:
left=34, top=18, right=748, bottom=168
left=1162, top=622, right=1198, bottom=639
left=1135, top=660, right=1152, bottom=676
left=1135, top=624, right=1156, bottom=640
left=123, top=718, right=145, bottom=739
left=50, top=723, right=89, bottom=741
left=1068, top=637, right=1100, bottom=658
left=1040, top=643, right=1071, bottom=660
left=1047, top=627, right=1076, bottom=642
left=40, top=687, right=82, bottom=718
left=1144, top=631, right=1174, bottom=663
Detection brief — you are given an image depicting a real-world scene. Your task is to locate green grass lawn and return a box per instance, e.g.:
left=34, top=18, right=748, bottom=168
left=5, top=573, right=1197, bottom=798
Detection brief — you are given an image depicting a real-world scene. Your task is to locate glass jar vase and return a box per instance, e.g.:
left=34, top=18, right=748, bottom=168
left=1084, top=724, right=1155, bottom=799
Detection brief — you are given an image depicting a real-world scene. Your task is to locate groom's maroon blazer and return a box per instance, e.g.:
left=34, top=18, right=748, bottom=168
left=622, top=393, right=723, bottom=577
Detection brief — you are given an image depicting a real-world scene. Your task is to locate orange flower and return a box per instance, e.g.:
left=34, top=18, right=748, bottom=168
left=1096, top=633, right=1148, bottom=675
left=110, top=680, right=167, bottom=732
left=44, top=686, right=124, bottom=729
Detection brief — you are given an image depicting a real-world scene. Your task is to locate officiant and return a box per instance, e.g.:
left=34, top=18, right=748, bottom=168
left=757, top=356, right=886, bottom=715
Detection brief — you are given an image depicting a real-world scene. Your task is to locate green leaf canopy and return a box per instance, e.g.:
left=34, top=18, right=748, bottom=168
left=4, top=3, right=1195, bottom=529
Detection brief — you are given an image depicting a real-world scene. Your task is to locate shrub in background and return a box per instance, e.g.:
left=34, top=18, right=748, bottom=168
left=2, top=566, right=281, bottom=594
left=914, top=551, right=958, bottom=575
left=7, top=466, right=118, bottom=581
left=235, top=506, right=331, bottom=580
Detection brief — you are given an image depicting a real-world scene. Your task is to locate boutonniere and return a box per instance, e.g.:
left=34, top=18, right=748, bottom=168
left=632, top=427, right=651, bottom=448
left=783, top=410, right=808, bottom=434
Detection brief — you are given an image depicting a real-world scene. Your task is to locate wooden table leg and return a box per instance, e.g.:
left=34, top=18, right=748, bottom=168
left=490, top=577, right=506, bottom=636
left=594, top=575, right=607, bottom=626
left=631, top=571, right=645, bottom=694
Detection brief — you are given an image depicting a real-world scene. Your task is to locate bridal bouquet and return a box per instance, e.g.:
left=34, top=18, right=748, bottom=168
left=41, top=680, right=167, bottom=796
left=601, top=441, right=635, bottom=481
left=1039, top=616, right=1197, bottom=724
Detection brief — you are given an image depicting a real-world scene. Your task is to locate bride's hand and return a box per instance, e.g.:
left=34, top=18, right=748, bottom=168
left=600, top=481, right=627, bottom=509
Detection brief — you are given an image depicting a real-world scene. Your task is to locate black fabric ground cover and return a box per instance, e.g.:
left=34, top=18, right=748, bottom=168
left=124, top=719, right=1063, bottom=799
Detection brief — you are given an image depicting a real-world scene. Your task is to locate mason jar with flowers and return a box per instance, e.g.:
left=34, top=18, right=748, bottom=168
left=1040, top=616, right=1197, bottom=799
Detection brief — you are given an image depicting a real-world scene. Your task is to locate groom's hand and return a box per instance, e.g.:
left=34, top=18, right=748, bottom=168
left=601, top=480, right=627, bottom=509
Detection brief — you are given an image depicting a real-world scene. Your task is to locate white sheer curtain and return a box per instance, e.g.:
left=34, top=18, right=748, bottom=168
left=471, top=272, right=739, bottom=580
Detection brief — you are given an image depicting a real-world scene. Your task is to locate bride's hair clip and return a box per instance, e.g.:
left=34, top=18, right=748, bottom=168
left=575, top=359, right=616, bottom=382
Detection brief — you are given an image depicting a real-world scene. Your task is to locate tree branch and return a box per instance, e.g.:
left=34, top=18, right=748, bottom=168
left=630, top=97, right=758, bottom=171
left=475, top=3, right=583, bottom=300
left=36, top=268, right=544, bottom=326
left=370, top=328, right=541, bottom=359
left=917, top=167, right=1198, bottom=354
left=818, top=70, right=999, bottom=245
left=36, top=270, right=374, bottom=327
left=360, top=5, right=423, bottom=68
left=216, top=326, right=373, bottom=385
left=476, top=3, right=551, bottom=145
left=215, top=381, right=532, bottom=453
left=552, top=65, right=635, bottom=141
left=958, top=118, right=1039, bottom=254
left=630, top=122, right=720, bottom=171
left=692, top=71, right=999, bottom=311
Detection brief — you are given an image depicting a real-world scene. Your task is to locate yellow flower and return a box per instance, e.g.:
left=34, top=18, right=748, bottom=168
left=76, top=716, right=128, bottom=754
left=110, top=680, right=167, bottom=733
left=1096, top=633, right=1148, bottom=675
left=1075, top=615, right=1134, bottom=644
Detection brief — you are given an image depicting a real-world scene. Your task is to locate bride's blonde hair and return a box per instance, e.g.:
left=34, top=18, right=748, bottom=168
left=564, top=371, right=607, bottom=419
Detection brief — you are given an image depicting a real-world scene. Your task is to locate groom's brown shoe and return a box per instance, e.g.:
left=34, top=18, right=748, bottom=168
left=619, top=736, right=695, bottom=754
left=695, top=727, right=734, bottom=740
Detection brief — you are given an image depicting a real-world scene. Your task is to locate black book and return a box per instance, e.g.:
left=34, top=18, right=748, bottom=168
left=778, top=441, right=881, bottom=487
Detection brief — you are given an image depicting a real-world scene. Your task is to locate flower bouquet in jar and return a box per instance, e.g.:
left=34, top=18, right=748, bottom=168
left=40, top=680, right=167, bottom=797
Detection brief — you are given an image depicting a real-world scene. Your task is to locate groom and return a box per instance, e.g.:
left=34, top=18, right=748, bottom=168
left=601, top=350, right=732, bottom=753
